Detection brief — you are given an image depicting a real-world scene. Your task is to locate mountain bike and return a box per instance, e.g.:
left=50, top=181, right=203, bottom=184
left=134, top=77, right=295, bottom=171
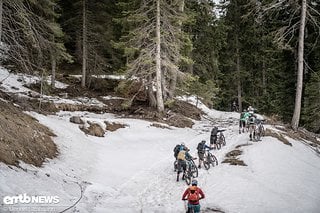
left=174, top=157, right=198, bottom=178
left=203, top=148, right=218, bottom=170
left=187, top=157, right=198, bottom=178
left=216, top=129, right=226, bottom=150
left=174, top=160, right=178, bottom=172
left=183, top=157, right=198, bottom=185
left=254, top=119, right=265, bottom=141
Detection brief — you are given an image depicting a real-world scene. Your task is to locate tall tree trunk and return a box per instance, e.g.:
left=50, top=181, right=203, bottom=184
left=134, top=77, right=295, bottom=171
left=236, top=34, right=242, bottom=112
left=51, top=5, right=56, bottom=88
left=51, top=53, right=56, bottom=88
left=148, top=75, right=157, bottom=108
left=0, top=0, right=3, bottom=42
left=81, top=0, right=87, bottom=88
left=155, top=0, right=164, bottom=112
left=291, top=0, right=306, bottom=131
left=262, top=58, right=267, bottom=95
left=168, top=0, right=184, bottom=99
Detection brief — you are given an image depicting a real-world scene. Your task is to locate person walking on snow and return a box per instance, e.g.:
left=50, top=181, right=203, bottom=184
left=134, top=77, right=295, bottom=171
left=174, top=142, right=185, bottom=160
left=196, top=140, right=212, bottom=169
left=176, top=146, right=192, bottom=182
left=239, top=109, right=250, bottom=134
left=210, top=126, right=218, bottom=149
left=247, top=105, right=254, bottom=113
left=248, top=113, right=257, bottom=141
left=182, top=179, right=205, bottom=213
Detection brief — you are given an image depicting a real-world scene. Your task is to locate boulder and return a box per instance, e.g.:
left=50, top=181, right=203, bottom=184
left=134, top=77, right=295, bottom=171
left=70, top=116, right=84, bottom=124
left=80, top=122, right=105, bottom=137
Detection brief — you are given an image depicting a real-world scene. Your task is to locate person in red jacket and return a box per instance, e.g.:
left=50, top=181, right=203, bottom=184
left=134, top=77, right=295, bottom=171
left=182, top=179, right=205, bottom=213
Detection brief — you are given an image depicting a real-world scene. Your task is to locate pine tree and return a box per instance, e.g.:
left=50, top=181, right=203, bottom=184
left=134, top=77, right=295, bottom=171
left=59, top=0, right=120, bottom=87
left=115, top=0, right=187, bottom=112
left=260, top=0, right=319, bottom=130
left=1, top=0, right=70, bottom=75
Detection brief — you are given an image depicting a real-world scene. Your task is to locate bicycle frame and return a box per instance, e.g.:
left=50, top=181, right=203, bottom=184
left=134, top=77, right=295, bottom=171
left=254, top=120, right=265, bottom=141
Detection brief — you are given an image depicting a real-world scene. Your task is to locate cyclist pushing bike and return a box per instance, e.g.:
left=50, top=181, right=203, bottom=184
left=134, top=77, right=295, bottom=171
left=210, top=126, right=219, bottom=149
left=248, top=113, right=257, bottom=141
left=182, top=179, right=205, bottom=213
left=196, top=140, right=212, bottom=169
left=176, top=146, right=193, bottom=182
left=239, top=109, right=250, bottom=134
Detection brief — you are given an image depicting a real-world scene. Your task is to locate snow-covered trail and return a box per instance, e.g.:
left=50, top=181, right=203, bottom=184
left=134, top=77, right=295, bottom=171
left=73, top=113, right=245, bottom=212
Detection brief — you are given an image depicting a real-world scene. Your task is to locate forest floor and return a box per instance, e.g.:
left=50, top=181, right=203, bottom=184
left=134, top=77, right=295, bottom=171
left=0, top=91, right=57, bottom=167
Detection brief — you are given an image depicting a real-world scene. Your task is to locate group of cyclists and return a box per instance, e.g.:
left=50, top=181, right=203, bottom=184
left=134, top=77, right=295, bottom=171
left=174, top=126, right=224, bottom=213
left=175, top=105, right=264, bottom=213
left=239, top=105, right=265, bottom=141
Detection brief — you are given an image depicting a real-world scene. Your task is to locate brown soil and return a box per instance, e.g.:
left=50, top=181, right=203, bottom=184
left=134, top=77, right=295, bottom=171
left=222, top=149, right=247, bottom=166
left=203, top=207, right=226, bottom=213
left=105, top=121, right=128, bottom=131
left=25, top=76, right=202, bottom=128
left=0, top=93, right=57, bottom=167
left=265, top=128, right=292, bottom=146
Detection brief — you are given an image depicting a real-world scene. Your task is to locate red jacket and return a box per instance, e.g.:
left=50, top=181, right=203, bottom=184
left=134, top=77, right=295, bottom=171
left=182, top=186, right=205, bottom=205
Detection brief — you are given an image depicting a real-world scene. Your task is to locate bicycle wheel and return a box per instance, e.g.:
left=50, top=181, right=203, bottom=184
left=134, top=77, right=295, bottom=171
left=220, top=134, right=226, bottom=146
left=209, top=153, right=218, bottom=166
left=184, top=171, right=192, bottom=185
left=261, top=125, right=266, bottom=137
left=204, top=160, right=210, bottom=170
left=216, top=141, right=221, bottom=150
left=254, top=129, right=261, bottom=141
left=173, top=160, right=178, bottom=172
left=203, top=154, right=210, bottom=170
left=189, top=159, right=198, bottom=178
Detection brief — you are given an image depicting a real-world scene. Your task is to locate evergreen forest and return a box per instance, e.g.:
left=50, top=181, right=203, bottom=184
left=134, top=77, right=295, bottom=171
left=0, top=0, right=319, bottom=133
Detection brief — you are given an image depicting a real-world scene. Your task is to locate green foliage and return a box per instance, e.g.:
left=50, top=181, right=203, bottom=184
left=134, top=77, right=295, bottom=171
left=2, top=0, right=71, bottom=73
left=164, top=99, right=175, bottom=108
left=180, top=74, right=219, bottom=107
left=115, top=80, right=132, bottom=97
left=302, top=72, right=320, bottom=133
left=121, top=99, right=132, bottom=110
left=59, top=0, right=123, bottom=74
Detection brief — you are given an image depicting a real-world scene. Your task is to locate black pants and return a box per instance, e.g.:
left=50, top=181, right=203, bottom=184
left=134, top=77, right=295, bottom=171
left=210, top=135, right=217, bottom=145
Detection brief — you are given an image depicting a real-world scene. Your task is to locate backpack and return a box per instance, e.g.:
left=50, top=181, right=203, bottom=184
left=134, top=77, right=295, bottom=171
left=211, top=127, right=218, bottom=136
left=248, top=116, right=255, bottom=124
left=188, top=189, right=199, bottom=202
left=177, top=150, right=186, bottom=160
left=197, top=143, right=205, bottom=153
left=174, top=144, right=180, bottom=155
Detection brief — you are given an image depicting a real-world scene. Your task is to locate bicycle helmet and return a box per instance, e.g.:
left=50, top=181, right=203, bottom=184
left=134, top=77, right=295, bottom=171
left=191, top=179, right=198, bottom=186
left=201, top=140, right=206, bottom=144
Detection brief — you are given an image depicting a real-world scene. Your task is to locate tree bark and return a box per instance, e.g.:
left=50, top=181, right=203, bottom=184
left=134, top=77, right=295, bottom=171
left=168, top=0, right=184, bottom=99
left=291, top=0, right=306, bottom=131
left=155, top=0, right=164, bottom=112
left=51, top=53, right=56, bottom=88
left=148, top=76, right=157, bottom=108
left=81, top=0, right=87, bottom=88
left=236, top=34, right=242, bottom=112
left=262, top=58, right=266, bottom=95
left=51, top=4, right=56, bottom=88
left=0, top=0, right=3, bottom=42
